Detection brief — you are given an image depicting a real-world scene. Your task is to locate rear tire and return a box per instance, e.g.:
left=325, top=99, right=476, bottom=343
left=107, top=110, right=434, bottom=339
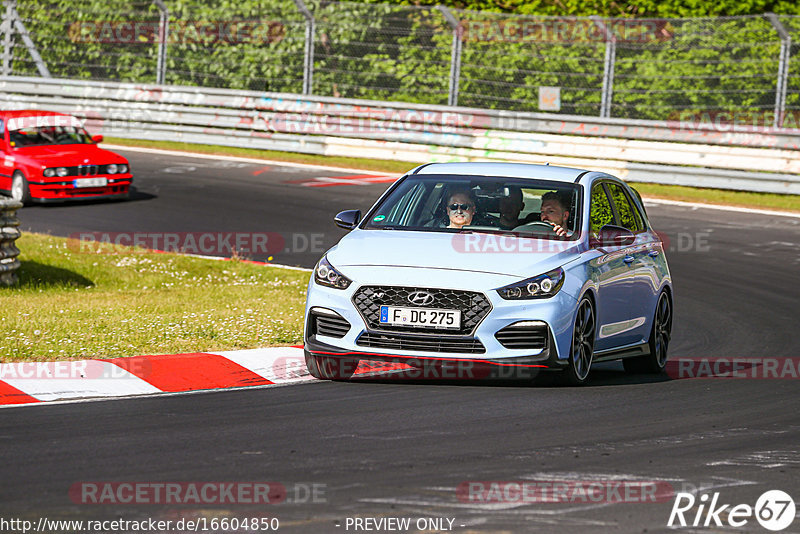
left=10, top=172, right=31, bottom=205
left=561, top=297, right=595, bottom=386
left=623, top=291, right=672, bottom=374
left=305, top=353, right=360, bottom=380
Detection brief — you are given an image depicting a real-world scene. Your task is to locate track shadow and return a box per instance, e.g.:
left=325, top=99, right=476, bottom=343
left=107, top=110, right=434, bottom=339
left=342, top=360, right=673, bottom=388
left=13, top=261, right=94, bottom=289
left=30, top=186, right=156, bottom=207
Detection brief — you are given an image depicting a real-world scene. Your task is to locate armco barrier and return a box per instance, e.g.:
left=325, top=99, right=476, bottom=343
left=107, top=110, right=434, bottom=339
left=0, top=199, right=22, bottom=287
left=1, top=76, right=799, bottom=194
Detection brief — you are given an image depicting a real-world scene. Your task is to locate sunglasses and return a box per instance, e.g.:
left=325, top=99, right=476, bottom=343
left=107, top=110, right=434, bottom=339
left=448, top=203, right=474, bottom=211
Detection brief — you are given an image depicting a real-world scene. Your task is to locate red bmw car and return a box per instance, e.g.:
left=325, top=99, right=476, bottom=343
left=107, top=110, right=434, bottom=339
left=0, top=110, right=132, bottom=204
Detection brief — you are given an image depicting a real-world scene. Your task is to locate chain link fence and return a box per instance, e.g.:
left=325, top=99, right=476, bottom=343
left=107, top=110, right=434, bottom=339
left=4, top=0, right=800, bottom=125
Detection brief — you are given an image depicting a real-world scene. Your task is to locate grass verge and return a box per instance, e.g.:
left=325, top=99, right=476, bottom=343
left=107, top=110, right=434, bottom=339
left=107, top=136, right=800, bottom=214
left=0, top=233, right=308, bottom=363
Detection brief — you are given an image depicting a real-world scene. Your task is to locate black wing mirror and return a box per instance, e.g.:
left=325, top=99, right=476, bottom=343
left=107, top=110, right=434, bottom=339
left=591, top=224, right=635, bottom=248
left=334, top=210, right=361, bottom=230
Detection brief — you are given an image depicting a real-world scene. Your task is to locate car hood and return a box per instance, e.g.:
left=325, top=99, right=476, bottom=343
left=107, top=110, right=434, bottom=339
left=12, top=145, right=127, bottom=166
left=328, top=229, right=583, bottom=280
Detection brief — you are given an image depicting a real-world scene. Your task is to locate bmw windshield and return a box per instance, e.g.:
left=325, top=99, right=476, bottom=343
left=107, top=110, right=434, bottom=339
left=363, top=175, right=582, bottom=240
left=9, top=125, right=94, bottom=147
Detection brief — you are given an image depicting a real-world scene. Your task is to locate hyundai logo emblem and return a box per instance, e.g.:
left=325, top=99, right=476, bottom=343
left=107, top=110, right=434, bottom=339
left=408, top=291, right=434, bottom=306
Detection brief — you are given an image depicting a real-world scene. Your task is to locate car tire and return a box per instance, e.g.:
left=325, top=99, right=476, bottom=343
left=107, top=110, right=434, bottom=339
left=623, top=291, right=672, bottom=374
left=10, top=172, right=31, bottom=205
left=561, top=297, right=595, bottom=386
left=305, top=353, right=360, bottom=380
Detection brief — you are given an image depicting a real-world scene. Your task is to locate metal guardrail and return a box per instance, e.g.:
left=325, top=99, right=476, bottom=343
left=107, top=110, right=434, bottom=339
left=1, top=76, right=799, bottom=194
left=0, top=198, right=21, bottom=287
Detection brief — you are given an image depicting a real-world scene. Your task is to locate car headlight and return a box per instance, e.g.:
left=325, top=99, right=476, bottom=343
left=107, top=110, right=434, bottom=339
left=107, top=164, right=118, bottom=174
left=496, top=267, right=565, bottom=300
left=56, top=167, right=69, bottom=177
left=314, top=257, right=352, bottom=290
left=43, top=168, right=56, bottom=177
left=118, top=164, right=129, bottom=174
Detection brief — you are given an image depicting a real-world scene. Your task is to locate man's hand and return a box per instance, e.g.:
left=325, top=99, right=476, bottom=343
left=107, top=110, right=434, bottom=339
left=546, top=221, right=568, bottom=237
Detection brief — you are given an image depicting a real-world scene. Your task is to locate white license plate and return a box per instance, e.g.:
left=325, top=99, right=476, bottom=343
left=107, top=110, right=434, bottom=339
left=74, top=177, right=108, bottom=188
left=379, top=306, right=461, bottom=329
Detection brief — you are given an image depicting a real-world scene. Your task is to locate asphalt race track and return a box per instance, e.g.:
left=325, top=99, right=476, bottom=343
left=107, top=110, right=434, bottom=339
left=3, top=149, right=799, bottom=533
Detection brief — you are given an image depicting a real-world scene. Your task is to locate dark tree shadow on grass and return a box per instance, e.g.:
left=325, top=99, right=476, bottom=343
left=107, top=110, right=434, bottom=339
left=14, top=261, right=94, bottom=289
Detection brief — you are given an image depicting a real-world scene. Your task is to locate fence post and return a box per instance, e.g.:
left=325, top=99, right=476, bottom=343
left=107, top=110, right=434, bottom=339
left=8, top=1, right=50, bottom=77
left=153, top=0, right=169, bottom=85
left=591, top=16, right=616, bottom=119
left=293, top=0, right=315, bottom=95
left=437, top=6, right=462, bottom=107
left=1, top=1, right=13, bottom=76
left=0, top=199, right=22, bottom=287
left=766, top=13, right=791, bottom=129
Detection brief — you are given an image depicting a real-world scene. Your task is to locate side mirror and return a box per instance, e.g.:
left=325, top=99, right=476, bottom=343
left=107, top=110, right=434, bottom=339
left=92, top=134, right=104, bottom=144
left=334, top=210, right=361, bottom=230
left=591, top=224, right=635, bottom=248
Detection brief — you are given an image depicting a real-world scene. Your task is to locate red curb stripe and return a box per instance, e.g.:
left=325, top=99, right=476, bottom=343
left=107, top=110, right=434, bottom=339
left=104, top=353, right=273, bottom=392
left=0, top=381, right=41, bottom=405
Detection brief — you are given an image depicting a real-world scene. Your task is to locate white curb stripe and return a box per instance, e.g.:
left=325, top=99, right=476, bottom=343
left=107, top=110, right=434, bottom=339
left=211, top=347, right=313, bottom=384
left=0, top=360, right=161, bottom=402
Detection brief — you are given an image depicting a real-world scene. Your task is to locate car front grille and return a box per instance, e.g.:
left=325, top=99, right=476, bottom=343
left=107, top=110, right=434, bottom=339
left=356, top=332, right=486, bottom=354
left=495, top=322, right=548, bottom=350
left=352, top=285, right=492, bottom=336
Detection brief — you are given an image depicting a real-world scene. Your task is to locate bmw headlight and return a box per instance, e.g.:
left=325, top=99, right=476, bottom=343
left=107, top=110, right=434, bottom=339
left=497, top=268, right=565, bottom=300
left=43, top=168, right=56, bottom=177
left=314, top=256, right=352, bottom=289
left=118, top=164, right=129, bottom=174
left=106, top=164, right=118, bottom=174
left=56, top=167, right=69, bottom=177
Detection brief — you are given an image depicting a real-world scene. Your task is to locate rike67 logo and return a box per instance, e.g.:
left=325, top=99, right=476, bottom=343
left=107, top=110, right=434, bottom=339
left=668, top=490, right=795, bottom=531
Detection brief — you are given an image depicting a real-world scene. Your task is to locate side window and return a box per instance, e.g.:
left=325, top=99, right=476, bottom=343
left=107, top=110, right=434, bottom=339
left=589, top=183, right=614, bottom=235
left=607, top=183, right=641, bottom=232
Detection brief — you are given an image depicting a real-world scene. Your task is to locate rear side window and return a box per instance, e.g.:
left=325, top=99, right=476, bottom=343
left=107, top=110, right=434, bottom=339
left=606, top=182, right=642, bottom=232
left=589, top=182, right=614, bottom=234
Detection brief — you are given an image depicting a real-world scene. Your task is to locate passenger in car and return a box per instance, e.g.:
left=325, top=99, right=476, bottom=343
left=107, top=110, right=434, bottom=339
left=540, top=191, right=571, bottom=237
left=498, top=186, right=525, bottom=230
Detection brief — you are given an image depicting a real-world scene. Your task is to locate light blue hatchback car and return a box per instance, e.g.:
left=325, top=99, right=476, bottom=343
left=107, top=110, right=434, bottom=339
left=304, top=162, right=673, bottom=385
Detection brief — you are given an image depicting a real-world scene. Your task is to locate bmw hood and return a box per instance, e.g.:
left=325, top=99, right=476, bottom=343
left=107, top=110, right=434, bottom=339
left=327, top=229, right=583, bottom=279
left=14, top=145, right=127, bottom=167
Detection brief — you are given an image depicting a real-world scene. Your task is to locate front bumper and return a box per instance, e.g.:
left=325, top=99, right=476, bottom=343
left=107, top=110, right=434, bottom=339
left=304, top=276, right=578, bottom=378
left=29, top=176, right=132, bottom=202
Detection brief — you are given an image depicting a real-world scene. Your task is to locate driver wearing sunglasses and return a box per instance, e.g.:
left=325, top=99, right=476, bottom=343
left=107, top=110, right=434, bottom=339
left=445, top=190, right=476, bottom=229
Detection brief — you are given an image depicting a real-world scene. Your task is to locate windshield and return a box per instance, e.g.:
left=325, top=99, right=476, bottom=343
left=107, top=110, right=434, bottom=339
left=9, top=126, right=94, bottom=147
left=363, top=175, right=582, bottom=240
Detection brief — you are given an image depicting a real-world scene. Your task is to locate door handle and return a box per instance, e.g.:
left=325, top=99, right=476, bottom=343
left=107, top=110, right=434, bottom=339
left=623, top=255, right=635, bottom=264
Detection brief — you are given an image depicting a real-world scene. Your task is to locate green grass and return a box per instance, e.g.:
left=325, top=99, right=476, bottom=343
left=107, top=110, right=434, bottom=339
left=0, top=233, right=309, bottom=363
left=107, top=137, right=800, bottom=214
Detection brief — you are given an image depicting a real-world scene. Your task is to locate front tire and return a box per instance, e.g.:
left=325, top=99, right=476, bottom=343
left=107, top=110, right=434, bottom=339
left=623, top=291, right=672, bottom=374
left=561, top=297, right=595, bottom=386
left=305, top=353, right=360, bottom=380
left=10, top=172, right=31, bottom=205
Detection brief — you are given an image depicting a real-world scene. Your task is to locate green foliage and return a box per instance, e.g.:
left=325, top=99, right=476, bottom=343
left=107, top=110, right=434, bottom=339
left=12, top=1, right=800, bottom=121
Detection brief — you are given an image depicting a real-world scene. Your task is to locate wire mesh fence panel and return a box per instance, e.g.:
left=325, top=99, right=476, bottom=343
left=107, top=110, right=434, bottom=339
left=453, top=11, right=607, bottom=114
left=779, top=15, right=800, bottom=122
left=14, top=0, right=161, bottom=82
left=310, top=1, right=452, bottom=104
left=164, top=1, right=306, bottom=92
left=613, top=16, right=782, bottom=121
left=5, top=1, right=798, bottom=124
